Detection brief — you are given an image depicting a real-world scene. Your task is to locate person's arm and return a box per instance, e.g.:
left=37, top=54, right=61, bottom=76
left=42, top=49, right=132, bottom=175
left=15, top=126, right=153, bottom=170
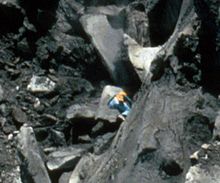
left=107, top=96, right=115, bottom=108
left=125, top=96, right=132, bottom=106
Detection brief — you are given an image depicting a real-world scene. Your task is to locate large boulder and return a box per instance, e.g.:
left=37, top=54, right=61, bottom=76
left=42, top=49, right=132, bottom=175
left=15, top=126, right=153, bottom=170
left=80, top=14, right=139, bottom=86
left=124, top=34, right=162, bottom=80
left=66, top=104, right=95, bottom=120
left=17, top=125, right=51, bottom=183
left=46, top=147, right=85, bottom=172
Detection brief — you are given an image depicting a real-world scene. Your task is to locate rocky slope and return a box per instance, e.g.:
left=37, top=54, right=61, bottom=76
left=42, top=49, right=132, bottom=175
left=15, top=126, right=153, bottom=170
left=0, top=0, right=220, bottom=183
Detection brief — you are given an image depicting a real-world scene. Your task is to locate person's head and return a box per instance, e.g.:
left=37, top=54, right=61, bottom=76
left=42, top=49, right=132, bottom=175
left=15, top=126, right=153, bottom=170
left=116, top=91, right=127, bottom=102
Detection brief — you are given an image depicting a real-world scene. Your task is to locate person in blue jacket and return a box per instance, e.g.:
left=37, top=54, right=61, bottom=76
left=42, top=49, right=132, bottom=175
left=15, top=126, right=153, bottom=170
left=108, top=91, right=132, bottom=121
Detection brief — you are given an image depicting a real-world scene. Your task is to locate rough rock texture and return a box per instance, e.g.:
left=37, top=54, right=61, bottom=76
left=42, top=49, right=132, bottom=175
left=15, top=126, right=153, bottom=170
left=17, top=125, right=51, bottom=183
left=185, top=142, right=220, bottom=183
left=46, top=147, right=84, bottom=172
left=0, top=0, right=220, bottom=183
left=80, top=13, right=140, bottom=87
left=60, top=1, right=220, bottom=183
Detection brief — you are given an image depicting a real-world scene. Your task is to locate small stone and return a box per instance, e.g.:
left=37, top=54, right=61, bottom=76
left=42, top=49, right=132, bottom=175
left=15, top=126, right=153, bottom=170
left=201, top=144, right=210, bottom=150
left=0, top=117, right=6, bottom=127
left=12, top=107, right=27, bottom=124
left=34, top=98, right=40, bottom=108
left=78, top=135, right=91, bottom=143
left=43, top=114, right=58, bottom=123
left=13, top=131, right=19, bottom=135
left=8, top=134, right=13, bottom=141
left=27, top=75, right=56, bottom=93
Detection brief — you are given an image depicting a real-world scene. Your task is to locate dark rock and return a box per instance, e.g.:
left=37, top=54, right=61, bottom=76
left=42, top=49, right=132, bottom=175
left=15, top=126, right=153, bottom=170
left=42, top=114, right=58, bottom=124
left=148, top=0, right=183, bottom=46
left=12, top=106, right=28, bottom=125
left=0, top=0, right=24, bottom=34
left=93, top=132, right=115, bottom=155
left=16, top=38, right=33, bottom=57
left=161, top=159, right=183, bottom=176
left=49, top=129, right=66, bottom=147
left=17, top=125, right=51, bottom=183
left=57, top=77, right=94, bottom=98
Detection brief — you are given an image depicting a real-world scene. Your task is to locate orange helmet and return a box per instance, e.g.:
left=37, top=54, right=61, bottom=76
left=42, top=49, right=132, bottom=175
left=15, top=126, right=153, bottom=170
left=115, top=91, right=127, bottom=102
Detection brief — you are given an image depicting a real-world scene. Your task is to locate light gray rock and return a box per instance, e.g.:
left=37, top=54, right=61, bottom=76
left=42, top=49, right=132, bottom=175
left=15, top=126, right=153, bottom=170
left=59, top=172, right=72, bottom=183
left=80, top=14, right=122, bottom=79
left=0, top=117, right=6, bottom=127
left=213, top=112, right=220, bottom=140
left=0, top=85, right=4, bottom=102
left=80, top=14, right=132, bottom=85
left=46, top=147, right=84, bottom=172
left=0, top=0, right=20, bottom=8
left=124, top=34, right=162, bottom=80
left=78, top=135, right=92, bottom=143
left=66, top=104, right=95, bottom=120
left=95, top=85, right=122, bottom=122
left=85, top=5, right=123, bottom=16
left=17, top=126, right=51, bottom=183
left=91, top=121, right=105, bottom=136
left=185, top=163, right=220, bottom=183
left=27, top=75, right=56, bottom=93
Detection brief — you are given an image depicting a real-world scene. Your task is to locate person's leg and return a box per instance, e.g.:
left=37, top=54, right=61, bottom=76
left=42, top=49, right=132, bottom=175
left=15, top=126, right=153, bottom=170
left=121, top=102, right=131, bottom=117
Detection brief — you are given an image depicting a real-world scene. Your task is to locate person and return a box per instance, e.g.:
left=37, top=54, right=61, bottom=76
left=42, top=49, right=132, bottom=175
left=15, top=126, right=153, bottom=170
left=107, top=91, right=132, bottom=121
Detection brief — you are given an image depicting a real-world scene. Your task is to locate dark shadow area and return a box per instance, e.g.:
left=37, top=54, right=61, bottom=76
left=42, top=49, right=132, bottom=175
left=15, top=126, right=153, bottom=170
left=113, top=45, right=141, bottom=96
left=161, top=159, right=183, bottom=176
left=183, top=114, right=212, bottom=154
left=194, top=0, right=220, bottom=96
left=19, top=0, right=60, bottom=35
left=0, top=5, right=24, bottom=35
left=148, top=0, right=182, bottom=46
